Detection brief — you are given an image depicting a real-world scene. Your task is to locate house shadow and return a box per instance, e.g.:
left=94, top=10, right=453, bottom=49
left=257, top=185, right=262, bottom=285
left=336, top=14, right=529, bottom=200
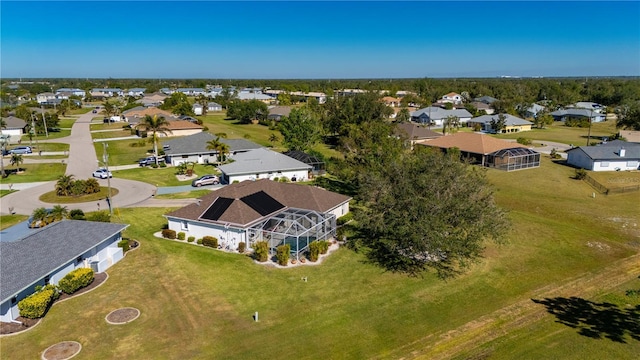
left=532, top=296, right=640, bottom=343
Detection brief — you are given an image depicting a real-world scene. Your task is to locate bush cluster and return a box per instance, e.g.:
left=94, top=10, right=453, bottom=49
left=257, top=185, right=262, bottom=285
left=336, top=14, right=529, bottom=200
left=87, top=210, right=111, bottom=222
left=252, top=241, right=269, bottom=262
left=276, top=244, right=290, bottom=266
left=308, top=242, right=321, bottom=262
left=118, top=239, right=130, bottom=252
left=318, top=240, right=330, bottom=254
left=58, top=268, right=94, bottom=294
left=238, top=242, right=246, bottom=253
left=516, top=137, right=532, bottom=145
left=202, top=236, right=218, bottom=248
left=18, top=285, right=60, bottom=319
left=336, top=212, right=353, bottom=226
left=197, top=238, right=203, bottom=245
left=69, top=209, right=86, bottom=220
left=187, top=236, right=195, bottom=243
left=574, top=168, right=587, bottom=180
left=177, top=232, right=186, bottom=240
left=162, top=229, right=177, bottom=239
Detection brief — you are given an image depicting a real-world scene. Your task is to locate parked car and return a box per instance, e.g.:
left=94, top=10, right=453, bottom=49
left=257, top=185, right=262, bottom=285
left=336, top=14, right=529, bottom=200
left=9, top=146, right=32, bottom=154
left=192, top=174, right=220, bottom=187
left=138, top=156, right=165, bottom=166
left=92, top=109, right=98, bottom=114
left=92, top=168, right=113, bottom=179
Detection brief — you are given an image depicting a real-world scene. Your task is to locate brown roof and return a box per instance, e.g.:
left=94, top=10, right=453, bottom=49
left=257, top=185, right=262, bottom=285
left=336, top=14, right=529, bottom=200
left=167, top=120, right=204, bottom=130
left=444, top=92, right=460, bottom=98
left=419, top=132, right=524, bottom=155
left=268, top=106, right=292, bottom=117
left=395, top=123, right=443, bottom=140
left=165, top=179, right=351, bottom=227
left=123, top=107, right=175, bottom=119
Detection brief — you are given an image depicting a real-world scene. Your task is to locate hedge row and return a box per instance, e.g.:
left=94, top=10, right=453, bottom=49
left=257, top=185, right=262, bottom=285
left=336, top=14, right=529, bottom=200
left=202, top=236, right=218, bottom=248
left=162, top=229, right=176, bottom=239
left=58, top=268, right=94, bottom=294
left=18, top=285, right=60, bottom=319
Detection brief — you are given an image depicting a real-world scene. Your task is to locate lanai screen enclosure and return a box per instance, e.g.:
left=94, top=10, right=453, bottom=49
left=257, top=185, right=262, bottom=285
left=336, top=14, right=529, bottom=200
left=487, top=147, right=540, bottom=171
left=246, top=208, right=337, bottom=260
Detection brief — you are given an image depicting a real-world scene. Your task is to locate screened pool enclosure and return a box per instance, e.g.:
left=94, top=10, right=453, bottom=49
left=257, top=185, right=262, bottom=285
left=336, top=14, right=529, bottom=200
left=487, top=147, right=540, bottom=171
left=246, top=208, right=337, bottom=260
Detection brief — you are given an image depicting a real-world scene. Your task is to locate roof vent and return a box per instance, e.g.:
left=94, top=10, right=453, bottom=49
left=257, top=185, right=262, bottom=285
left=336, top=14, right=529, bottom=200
left=619, top=148, right=626, bottom=157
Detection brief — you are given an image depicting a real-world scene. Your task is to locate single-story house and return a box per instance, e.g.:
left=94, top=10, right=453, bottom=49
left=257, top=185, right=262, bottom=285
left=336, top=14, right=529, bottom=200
left=91, top=88, right=124, bottom=98
left=382, top=96, right=402, bottom=107
left=619, top=130, right=640, bottom=143
left=566, top=140, right=640, bottom=171
left=55, top=88, right=86, bottom=98
left=164, top=179, right=351, bottom=259
left=394, top=122, right=443, bottom=146
left=123, top=107, right=177, bottom=124
left=207, top=102, right=222, bottom=112
left=237, top=91, right=274, bottom=103
left=468, top=114, right=533, bottom=133
left=550, top=109, right=607, bottom=123
left=137, top=93, right=168, bottom=107
left=176, top=88, right=205, bottom=96
left=438, top=92, right=463, bottom=105
left=162, top=120, right=204, bottom=138
left=126, top=88, right=146, bottom=97
left=0, top=116, right=28, bottom=137
left=36, top=92, right=67, bottom=105
left=419, top=132, right=540, bottom=171
left=469, top=101, right=494, bottom=115
left=193, top=103, right=203, bottom=116
left=523, top=103, right=545, bottom=119
left=218, top=148, right=312, bottom=184
left=0, top=220, right=129, bottom=322
left=163, top=132, right=263, bottom=166
left=474, top=95, right=499, bottom=105
left=410, top=107, right=473, bottom=126
left=267, top=106, right=292, bottom=121
left=572, top=101, right=605, bottom=113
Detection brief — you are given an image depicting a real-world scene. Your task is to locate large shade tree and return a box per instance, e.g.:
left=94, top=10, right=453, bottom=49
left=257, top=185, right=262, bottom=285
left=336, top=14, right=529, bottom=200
left=135, top=115, right=172, bottom=166
left=357, top=147, right=510, bottom=278
left=279, top=107, right=320, bottom=152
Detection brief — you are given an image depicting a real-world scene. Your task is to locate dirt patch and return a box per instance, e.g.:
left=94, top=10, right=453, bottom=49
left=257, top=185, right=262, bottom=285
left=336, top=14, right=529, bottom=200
left=42, top=341, right=81, bottom=360
left=586, top=241, right=611, bottom=251
left=105, top=307, right=140, bottom=324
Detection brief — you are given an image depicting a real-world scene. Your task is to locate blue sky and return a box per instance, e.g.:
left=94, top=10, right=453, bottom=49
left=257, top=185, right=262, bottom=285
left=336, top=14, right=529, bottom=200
left=1, top=1, right=639, bottom=78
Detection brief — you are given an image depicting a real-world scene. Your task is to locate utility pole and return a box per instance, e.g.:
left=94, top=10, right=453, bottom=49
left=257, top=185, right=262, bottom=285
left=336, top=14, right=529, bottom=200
left=102, top=142, right=113, bottom=216
left=30, top=114, right=39, bottom=154
left=41, top=106, right=49, bottom=138
left=586, top=109, right=593, bottom=146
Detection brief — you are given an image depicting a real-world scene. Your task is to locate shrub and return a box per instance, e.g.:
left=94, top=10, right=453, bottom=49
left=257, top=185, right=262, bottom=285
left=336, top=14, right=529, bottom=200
left=177, top=232, right=186, bottom=240
left=197, top=238, right=203, bottom=245
left=565, top=118, right=590, bottom=128
left=574, top=168, right=587, bottom=180
left=318, top=240, right=329, bottom=254
left=272, top=177, right=279, bottom=182
left=151, top=163, right=158, bottom=168
left=18, top=285, right=59, bottom=319
left=336, top=212, right=353, bottom=226
left=308, top=242, right=321, bottom=262
left=252, top=241, right=269, bottom=262
left=69, top=209, right=85, bottom=220
left=159, top=162, right=167, bottom=168
left=87, top=210, right=110, bottom=222
left=276, top=244, right=290, bottom=266
left=516, top=137, right=532, bottom=145
left=279, top=177, right=289, bottom=183
left=550, top=148, right=562, bottom=159
left=202, top=236, right=218, bottom=248
left=118, top=239, right=130, bottom=252
left=187, top=236, right=195, bottom=243
left=57, top=268, right=94, bottom=294
left=238, top=242, right=246, bottom=253
left=162, top=229, right=177, bottom=239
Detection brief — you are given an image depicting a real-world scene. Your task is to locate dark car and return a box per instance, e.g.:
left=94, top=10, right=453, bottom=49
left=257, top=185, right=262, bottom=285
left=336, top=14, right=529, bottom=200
left=138, top=156, right=165, bottom=166
left=192, top=174, right=220, bottom=187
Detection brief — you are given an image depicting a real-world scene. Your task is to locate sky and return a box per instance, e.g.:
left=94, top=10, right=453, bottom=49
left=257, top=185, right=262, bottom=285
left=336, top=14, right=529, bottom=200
left=1, top=1, right=639, bottom=79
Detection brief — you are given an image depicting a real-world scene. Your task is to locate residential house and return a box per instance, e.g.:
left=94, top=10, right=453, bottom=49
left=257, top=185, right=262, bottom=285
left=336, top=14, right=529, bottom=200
left=419, top=132, right=540, bottom=171
left=218, top=148, right=312, bottom=184
left=474, top=95, right=499, bottom=105
left=163, top=132, right=262, bottom=166
left=268, top=106, right=292, bottom=121
left=164, top=179, right=351, bottom=259
left=572, top=101, right=605, bottom=113
left=335, top=89, right=367, bottom=97
left=137, top=93, right=168, bottom=107
left=0, top=220, right=129, bottom=322
left=237, top=90, right=274, bottom=103
left=126, top=88, right=146, bottom=97
left=410, top=107, right=473, bottom=127
left=193, top=103, right=203, bottom=116
left=36, top=92, right=67, bottom=105
left=566, top=140, right=640, bottom=171
left=438, top=92, right=463, bottom=105
left=91, top=88, right=124, bottom=98
left=619, top=130, right=640, bottom=143
left=55, top=88, right=86, bottom=98
left=176, top=88, right=206, bottom=96
left=122, top=107, right=177, bottom=124
left=0, top=116, right=28, bottom=137
left=161, top=120, right=205, bottom=138
left=468, top=114, right=533, bottom=133
left=469, top=101, right=494, bottom=115
left=207, top=102, right=222, bottom=112
left=394, top=122, right=443, bottom=147
left=160, top=88, right=175, bottom=95
left=523, top=103, right=545, bottom=119
left=550, top=109, right=607, bottom=123
left=382, top=96, right=402, bottom=108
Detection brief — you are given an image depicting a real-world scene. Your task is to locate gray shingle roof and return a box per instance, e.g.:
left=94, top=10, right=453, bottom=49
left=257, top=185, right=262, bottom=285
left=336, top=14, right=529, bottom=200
left=475, top=96, right=499, bottom=104
left=567, top=140, right=640, bottom=160
left=0, top=220, right=128, bottom=302
left=411, top=107, right=472, bottom=121
left=471, top=114, right=533, bottom=126
left=218, top=148, right=311, bottom=176
left=163, top=132, right=262, bottom=156
left=550, top=109, right=603, bottom=118
left=1, top=116, right=27, bottom=129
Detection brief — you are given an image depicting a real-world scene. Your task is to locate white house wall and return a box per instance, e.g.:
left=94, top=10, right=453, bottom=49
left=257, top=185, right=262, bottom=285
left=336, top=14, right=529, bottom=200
left=167, top=218, right=248, bottom=250
left=1, top=129, right=23, bottom=137
left=592, top=160, right=639, bottom=171
left=567, top=150, right=595, bottom=170
left=327, top=202, right=350, bottom=219
left=169, top=153, right=217, bottom=166
left=228, top=169, right=308, bottom=184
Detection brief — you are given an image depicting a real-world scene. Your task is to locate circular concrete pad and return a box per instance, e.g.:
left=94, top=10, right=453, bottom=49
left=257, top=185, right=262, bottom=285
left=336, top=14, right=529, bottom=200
left=105, top=307, right=140, bottom=325
left=41, top=341, right=81, bottom=360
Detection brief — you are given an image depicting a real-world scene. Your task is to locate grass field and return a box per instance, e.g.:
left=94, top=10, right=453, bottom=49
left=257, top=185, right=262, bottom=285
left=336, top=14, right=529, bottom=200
left=92, top=139, right=151, bottom=166
left=114, top=164, right=220, bottom=186
left=57, top=118, right=77, bottom=128
left=0, top=214, right=28, bottom=230
left=153, top=189, right=212, bottom=199
left=91, top=130, right=135, bottom=140
left=0, top=189, right=17, bottom=197
left=494, top=120, right=618, bottom=145
left=587, top=170, right=640, bottom=190
left=90, top=122, right=130, bottom=131
left=0, top=163, right=66, bottom=184
left=1, top=156, right=638, bottom=359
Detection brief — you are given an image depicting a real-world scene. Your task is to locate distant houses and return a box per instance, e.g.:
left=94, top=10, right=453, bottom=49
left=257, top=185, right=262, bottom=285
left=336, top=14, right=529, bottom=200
left=468, top=114, right=533, bottom=133
left=410, top=107, right=473, bottom=126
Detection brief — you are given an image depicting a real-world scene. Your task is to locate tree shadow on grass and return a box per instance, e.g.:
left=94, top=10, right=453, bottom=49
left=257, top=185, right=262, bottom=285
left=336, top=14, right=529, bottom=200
left=532, top=296, right=640, bottom=343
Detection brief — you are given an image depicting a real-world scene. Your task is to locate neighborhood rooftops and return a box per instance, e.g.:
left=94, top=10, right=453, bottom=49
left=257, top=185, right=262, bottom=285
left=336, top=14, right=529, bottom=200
left=411, top=107, right=473, bottom=121
left=420, top=132, right=525, bottom=155
left=470, top=114, right=533, bottom=126
left=218, top=148, right=312, bottom=176
left=165, top=179, right=351, bottom=227
left=163, top=132, right=263, bottom=156
left=0, top=220, right=129, bottom=303
left=394, top=123, right=443, bottom=140
left=566, top=140, right=640, bottom=160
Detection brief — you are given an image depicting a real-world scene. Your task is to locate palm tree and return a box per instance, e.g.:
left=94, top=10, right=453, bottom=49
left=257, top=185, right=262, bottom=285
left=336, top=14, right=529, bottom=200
left=30, top=207, right=50, bottom=228
left=10, top=153, right=23, bottom=169
left=56, top=174, right=75, bottom=196
left=135, top=115, right=172, bottom=166
left=206, top=137, right=230, bottom=164
left=268, top=133, right=280, bottom=146
left=50, top=204, right=69, bottom=221
left=0, top=118, right=7, bottom=178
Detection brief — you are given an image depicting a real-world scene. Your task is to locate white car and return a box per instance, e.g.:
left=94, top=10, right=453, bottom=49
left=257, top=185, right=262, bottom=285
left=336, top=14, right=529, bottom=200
left=93, top=168, right=113, bottom=179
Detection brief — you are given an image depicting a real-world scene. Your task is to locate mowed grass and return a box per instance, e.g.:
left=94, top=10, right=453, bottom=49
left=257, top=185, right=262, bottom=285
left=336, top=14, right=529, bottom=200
left=587, top=170, right=640, bottom=190
left=0, top=214, right=28, bottom=230
left=2, top=156, right=639, bottom=359
left=92, top=139, right=151, bottom=166
left=0, top=163, right=66, bottom=183
left=91, top=130, right=135, bottom=140
left=153, top=189, right=212, bottom=199
left=494, top=120, right=618, bottom=145
left=114, top=163, right=219, bottom=186
left=90, top=122, right=130, bottom=131
left=57, top=117, right=77, bottom=128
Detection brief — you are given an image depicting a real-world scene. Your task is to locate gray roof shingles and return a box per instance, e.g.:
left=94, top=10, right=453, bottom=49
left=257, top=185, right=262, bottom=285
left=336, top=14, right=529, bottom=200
left=164, top=132, right=263, bottom=156
left=218, top=148, right=311, bottom=176
left=567, top=140, right=640, bottom=160
left=0, top=220, right=128, bottom=302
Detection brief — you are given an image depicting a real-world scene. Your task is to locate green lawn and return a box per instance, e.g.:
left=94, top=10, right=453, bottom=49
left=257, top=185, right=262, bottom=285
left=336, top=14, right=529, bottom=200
left=57, top=118, right=77, bottom=128
left=28, top=143, right=70, bottom=152
left=91, top=130, right=135, bottom=140
left=586, top=170, right=640, bottom=190
left=30, top=129, right=72, bottom=141
left=0, top=163, right=66, bottom=183
left=0, top=189, right=17, bottom=197
left=494, top=120, right=618, bottom=145
left=90, top=122, right=130, bottom=131
left=0, top=214, right=28, bottom=230
left=93, top=139, right=151, bottom=166
left=68, top=107, right=93, bottom=115
left=153, top=189, right=212, bottom=199
left=114, top=164, right=220, bottom=186
left=1, top=157, right=638, bottom=359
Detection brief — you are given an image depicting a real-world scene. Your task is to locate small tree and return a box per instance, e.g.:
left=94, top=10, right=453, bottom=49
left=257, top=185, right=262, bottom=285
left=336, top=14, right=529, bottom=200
left=10, top=153, right=23, bottom=169
left=252, top=241, right=270, bottom=262
left=50, top=204, right=69, bottom=221
left=276, top=244, right=290, bottom=266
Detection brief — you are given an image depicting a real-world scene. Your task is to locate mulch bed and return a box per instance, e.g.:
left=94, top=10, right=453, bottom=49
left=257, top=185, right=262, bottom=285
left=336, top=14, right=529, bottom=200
left=0, top=273, right=108, bottom=335
left=105, top=307, right=140, bottom=324
left=42, top=341, right=81, bottom=360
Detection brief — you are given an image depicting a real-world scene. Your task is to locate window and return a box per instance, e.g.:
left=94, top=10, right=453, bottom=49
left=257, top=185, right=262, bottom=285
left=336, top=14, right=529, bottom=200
left=181, top=221, right=189, bottom=231
left=76, top=256, right=83, bottom=264
left=600, top=161, right=609, bottom=167
left=11, top=297, right=17, bottom=304
left=44, top=275, right=50, bottom=284
left=627, top=161, right=638, bottom=168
